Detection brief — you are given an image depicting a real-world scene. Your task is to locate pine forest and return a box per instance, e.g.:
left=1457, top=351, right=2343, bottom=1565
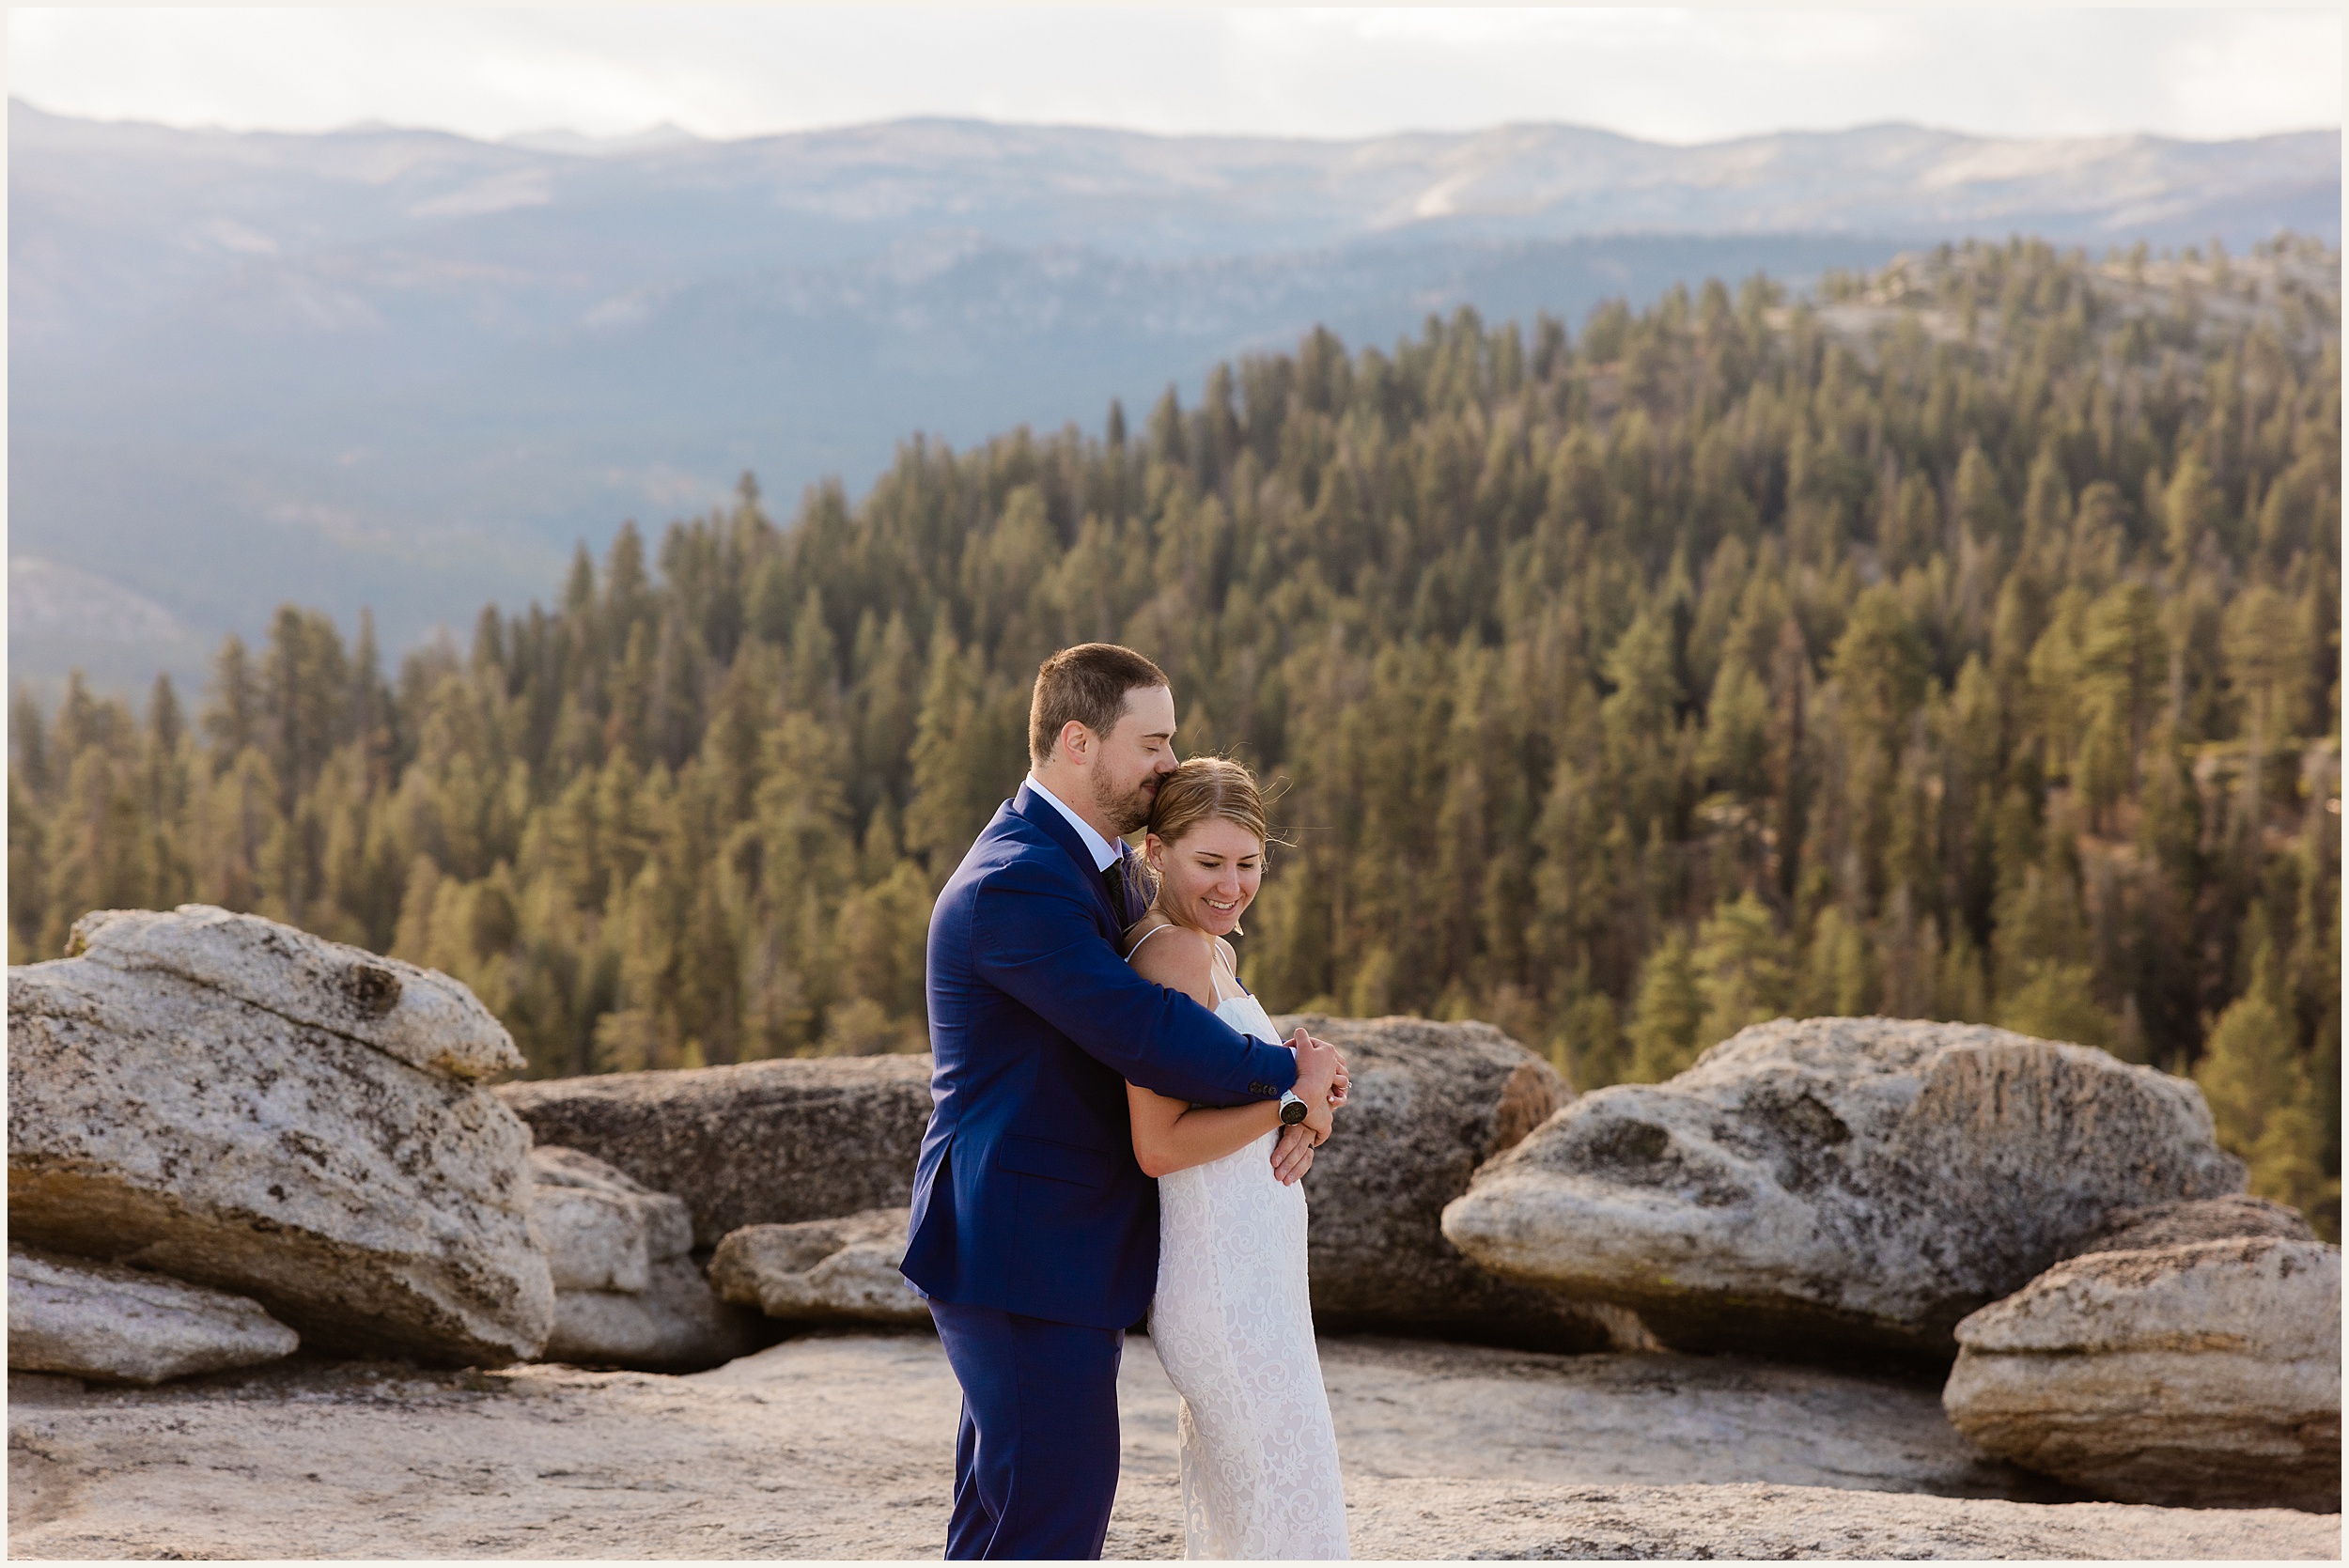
left=11, top=234, right=2341, bottom=1235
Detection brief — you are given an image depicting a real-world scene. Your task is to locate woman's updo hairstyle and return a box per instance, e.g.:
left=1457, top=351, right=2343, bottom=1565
left=1145, top=756, right=1274, bottom=855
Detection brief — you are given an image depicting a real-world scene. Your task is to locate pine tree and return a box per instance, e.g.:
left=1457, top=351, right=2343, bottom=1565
left=1627, top=930, right=1704, bottom=1082
left=1693, top=892, right=1795, bottom=1049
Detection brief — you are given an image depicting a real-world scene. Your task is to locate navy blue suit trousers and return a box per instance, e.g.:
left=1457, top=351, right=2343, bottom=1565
left=930, top=1298, right=1126, bottom=1560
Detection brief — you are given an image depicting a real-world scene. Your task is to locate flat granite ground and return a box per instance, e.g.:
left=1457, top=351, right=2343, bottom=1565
left=9, top=1330, right=2339, bottom=1560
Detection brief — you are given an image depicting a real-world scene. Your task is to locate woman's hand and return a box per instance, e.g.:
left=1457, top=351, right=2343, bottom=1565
left=1269, top=1123, right=1315, bottom=1184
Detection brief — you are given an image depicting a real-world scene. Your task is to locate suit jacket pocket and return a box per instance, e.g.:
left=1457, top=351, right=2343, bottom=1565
left=996, top=1134, right=1112, bottom=1188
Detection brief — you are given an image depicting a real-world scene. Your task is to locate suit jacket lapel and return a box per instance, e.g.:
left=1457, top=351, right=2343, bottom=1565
left=1013, top=783, right=1124, bottom=935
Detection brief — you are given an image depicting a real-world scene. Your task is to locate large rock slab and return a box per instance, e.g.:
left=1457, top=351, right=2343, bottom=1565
left=711, top=1207, right=931, bottom=1327
left=496, top=1057, right=936, bottom=1248
left=2059, top=1193, right=2315, bottom=1259
left=529, top=1146, right=766, bottom=1371
left=530, top=1146, right=696, bottom=1294
left=1276, top=1014, right=1642, bottom=1352
left=546, top=1256, right=770, bottom=1372
left=1440, top=1017, right=2246, bottom=1364
left=1943, top=1236, right=2341, bottom=1512
left=11, top=1331, right=2340, bottom=1560
left=8, top=906, right=552, bottom=1366
left=65, top=905, right=521, bottom=1080
left=8, top=1246, right=298, bottom=1385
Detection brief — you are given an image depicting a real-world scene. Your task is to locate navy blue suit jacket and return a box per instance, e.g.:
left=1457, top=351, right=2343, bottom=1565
left=902, top=782, right=1301, bottom=1329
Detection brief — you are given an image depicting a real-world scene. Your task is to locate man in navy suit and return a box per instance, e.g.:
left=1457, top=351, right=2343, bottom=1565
left=903, top=642, right=1345, bottom=1560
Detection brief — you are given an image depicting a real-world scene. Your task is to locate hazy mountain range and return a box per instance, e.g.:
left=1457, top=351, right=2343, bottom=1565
left=9, top=98, right=2338, bottom=695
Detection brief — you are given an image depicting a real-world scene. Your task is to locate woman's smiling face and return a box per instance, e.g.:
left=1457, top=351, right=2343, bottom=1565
left=1147, top=815, right=1264, bottom=937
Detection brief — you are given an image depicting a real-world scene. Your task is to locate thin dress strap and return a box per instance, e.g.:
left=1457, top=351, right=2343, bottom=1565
left=1204, top=939, right=1236, bottom=1004
left=1124, top=923, right=1175, bottom=963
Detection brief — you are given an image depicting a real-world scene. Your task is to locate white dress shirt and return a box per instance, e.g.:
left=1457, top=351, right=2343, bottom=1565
left=1025, top=772, right=1124, bottom=872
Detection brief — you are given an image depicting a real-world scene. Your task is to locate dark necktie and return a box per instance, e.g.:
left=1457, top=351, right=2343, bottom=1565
left=1101, top=848, right=1136, bottom=926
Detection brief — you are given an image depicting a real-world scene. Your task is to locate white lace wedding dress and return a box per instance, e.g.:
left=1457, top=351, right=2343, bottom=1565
left=1134, top=932, right=1349, bottom=1560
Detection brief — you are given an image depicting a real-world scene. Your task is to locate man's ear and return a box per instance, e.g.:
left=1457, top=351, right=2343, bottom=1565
left=1059, top=719, right=1092, bottom=765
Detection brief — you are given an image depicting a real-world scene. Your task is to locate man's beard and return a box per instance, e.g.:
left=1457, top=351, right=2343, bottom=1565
left=1092, top=767, right=1159, bottom=836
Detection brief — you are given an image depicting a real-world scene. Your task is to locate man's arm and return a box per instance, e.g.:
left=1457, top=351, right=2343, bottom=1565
left=971, top=863, right=1299, bottom=1106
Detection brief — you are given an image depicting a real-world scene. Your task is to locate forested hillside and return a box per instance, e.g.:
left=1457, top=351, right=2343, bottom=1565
left=11, top=234, right=2339, bottom=1233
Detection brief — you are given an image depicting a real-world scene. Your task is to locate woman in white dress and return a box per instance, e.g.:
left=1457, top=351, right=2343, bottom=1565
left=1121, top=757, right=1351, bottom=1560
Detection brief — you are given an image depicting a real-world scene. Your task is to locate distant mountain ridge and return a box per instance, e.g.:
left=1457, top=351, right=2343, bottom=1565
left=16, top=104, right=2334, bottom=324
left=9, top=99, right=2339, bottom=695
left=503, top=122, right=703, bottom=157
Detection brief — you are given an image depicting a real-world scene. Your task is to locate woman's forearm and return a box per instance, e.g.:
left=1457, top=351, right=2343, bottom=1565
left=1137, top=1098, right=1285, bottom=1177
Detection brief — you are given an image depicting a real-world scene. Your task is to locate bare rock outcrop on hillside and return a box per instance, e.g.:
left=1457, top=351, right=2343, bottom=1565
left=711, top=1207, right=930, bottom=1327
left=1440, top=1017, right=2245, bottom=1363
left=11, top=1333, right=2339, bottom=1559
left=496, top=1057, right=935, bottom=1248
left=530, top=1147, right=767, bottom=1371
left=8, top=905, right=552, bottom=1366
left=8, top=1245, right=298, bottom=1384
left=1279, top=1014, right=1644, bottom=1351
left=1943, top=1235, right=2341, bottom=1512
left=501, top=1019, right=1638, bottom=1348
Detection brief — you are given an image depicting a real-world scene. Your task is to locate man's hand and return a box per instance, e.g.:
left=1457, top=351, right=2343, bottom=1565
left=1290, top=1028, right=1343, bottom=1104
left=1269, top=1028, right=1344, bottom=1186
left=1269, top=1122, right=1316, bottom=1185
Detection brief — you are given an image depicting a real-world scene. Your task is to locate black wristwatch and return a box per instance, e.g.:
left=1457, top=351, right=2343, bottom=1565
left=1278, top=1090, right=1309, bottom=1126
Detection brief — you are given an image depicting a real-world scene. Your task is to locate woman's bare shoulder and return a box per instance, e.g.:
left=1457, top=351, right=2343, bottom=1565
left=1126, top=919, right=1218, bottom=1007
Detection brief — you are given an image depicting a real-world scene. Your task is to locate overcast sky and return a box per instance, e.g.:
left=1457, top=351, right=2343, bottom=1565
left=8, top=7, right=2341, bottom=147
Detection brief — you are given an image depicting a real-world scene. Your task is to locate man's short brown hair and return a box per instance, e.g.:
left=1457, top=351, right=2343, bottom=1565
left=1029, top=644, right=1169, bottom=767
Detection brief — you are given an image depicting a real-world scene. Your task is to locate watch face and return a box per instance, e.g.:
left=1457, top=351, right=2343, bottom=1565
left=1281, top=1100, right=1308, bottom=1125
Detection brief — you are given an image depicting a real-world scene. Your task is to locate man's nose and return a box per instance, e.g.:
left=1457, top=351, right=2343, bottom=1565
left=1154, top=752, right=1177, bottom=773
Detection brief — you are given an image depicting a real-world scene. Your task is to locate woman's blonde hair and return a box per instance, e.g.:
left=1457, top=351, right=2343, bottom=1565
left=1145, top=756, right=1279, bottom=859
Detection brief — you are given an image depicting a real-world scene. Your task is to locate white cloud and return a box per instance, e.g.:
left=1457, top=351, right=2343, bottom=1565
left=7, top=7, right=2338, bottom=147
